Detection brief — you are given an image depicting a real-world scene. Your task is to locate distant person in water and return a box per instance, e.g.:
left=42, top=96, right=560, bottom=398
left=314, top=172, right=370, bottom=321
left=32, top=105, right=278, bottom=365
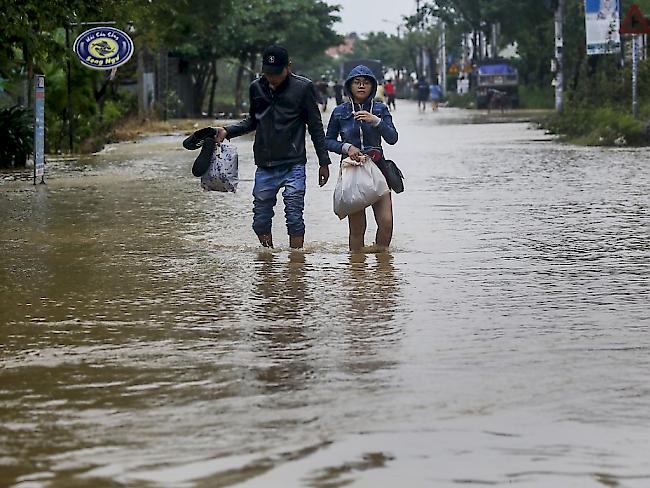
left=384, top=79, right=396, bottom=110
left=430, top=80, right=442, bottom=111
left=416, top=78, right=429, bottom=111
left=334, top=79, right=344, bottom=105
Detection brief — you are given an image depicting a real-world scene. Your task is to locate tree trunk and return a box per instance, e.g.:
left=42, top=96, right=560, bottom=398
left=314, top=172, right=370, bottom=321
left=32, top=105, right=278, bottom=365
left=207, top=59, right=218, bottom=117
left=192, top=61, right=211, bottom=116
left=249, top=55, right=256, bottom=83
left=23, top=42, right=33, bottom=108
left=407, top=41, right=420, bottom=79
left=427, top=47, right=436, bottom=83
left=234, top=63, right=245, bottom=113
left=94, top=72, right=114, bottom=105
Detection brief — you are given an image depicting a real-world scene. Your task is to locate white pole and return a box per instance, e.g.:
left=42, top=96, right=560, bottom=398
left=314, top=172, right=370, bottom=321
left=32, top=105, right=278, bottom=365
left=633, top=34, right=639, bottom=117
left=441, top=24, right=447, bottom=97
left=554, top=0, right=564, bottom=112
left=33, top=75, right=45, bottom=185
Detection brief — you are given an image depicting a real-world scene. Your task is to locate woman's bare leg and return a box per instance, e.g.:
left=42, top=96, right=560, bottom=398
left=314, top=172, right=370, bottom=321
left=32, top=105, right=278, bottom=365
left=348, top=209, right=367, bottom=252
left=372, top=193, right=393, bottom=250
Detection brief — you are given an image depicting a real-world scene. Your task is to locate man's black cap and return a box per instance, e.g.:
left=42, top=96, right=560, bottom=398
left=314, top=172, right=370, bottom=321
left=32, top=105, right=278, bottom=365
left=262, top=45, right=289, bottom=74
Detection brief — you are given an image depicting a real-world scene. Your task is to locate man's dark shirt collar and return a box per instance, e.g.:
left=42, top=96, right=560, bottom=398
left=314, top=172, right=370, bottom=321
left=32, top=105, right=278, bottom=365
left=260, top=73, right=292, bottom=95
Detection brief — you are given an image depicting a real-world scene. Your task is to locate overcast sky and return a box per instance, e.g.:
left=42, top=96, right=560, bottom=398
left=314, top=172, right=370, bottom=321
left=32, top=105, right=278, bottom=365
left=325, top=0, right=418, bottom=36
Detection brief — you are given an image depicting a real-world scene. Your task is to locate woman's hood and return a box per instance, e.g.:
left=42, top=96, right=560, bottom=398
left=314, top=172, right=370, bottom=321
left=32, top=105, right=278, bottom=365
left=344, top=65, right=378, bottom=101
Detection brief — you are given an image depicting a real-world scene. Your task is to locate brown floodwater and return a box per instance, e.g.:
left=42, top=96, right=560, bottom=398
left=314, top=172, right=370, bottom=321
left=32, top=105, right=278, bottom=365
left=1, top=102, right=649, bottom=487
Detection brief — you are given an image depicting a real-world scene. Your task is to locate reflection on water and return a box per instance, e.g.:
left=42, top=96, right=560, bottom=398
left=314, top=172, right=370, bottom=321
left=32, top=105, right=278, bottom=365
left=251, top=251, right=314, bottom=396
left=253, top=251, right=309, bottom=323
left=344, top=253, right=398, bottom=327
left=1, top=104, right=649, bottom=487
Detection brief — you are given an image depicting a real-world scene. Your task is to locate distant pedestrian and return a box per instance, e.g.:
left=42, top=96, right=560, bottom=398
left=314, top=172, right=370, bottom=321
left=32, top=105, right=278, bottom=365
left=430, top=81, right=442, bottom=110
left=384, top=79, right=396, bottom=110
left=334, top=79, right=344, bottom=105
left=316, top=76, right=329, bottom=112
left=213, top=45, right=331, bottom=249
left=375, top=81, right=385, bottom=103
left=456, top=75, right=470, bottom=95
left=416, top=78, right=429, bottom=111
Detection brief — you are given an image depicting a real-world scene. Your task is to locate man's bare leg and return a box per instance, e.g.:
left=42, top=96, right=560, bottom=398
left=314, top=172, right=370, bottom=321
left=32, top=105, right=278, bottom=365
left=258, top=233, right=274, bottom=248
left=289, top=235, right=304, bottom=249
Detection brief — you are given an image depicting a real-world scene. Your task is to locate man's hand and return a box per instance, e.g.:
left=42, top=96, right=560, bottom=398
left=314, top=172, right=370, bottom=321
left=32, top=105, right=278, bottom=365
left=215, top=127, right=228, bottom=143
left=319, top=165, right=329, bottom=187
left=347, top=145, right=363, bottom=162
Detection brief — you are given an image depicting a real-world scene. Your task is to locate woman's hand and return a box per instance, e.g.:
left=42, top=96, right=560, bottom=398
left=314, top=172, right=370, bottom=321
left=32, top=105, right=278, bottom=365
left=353, top=110, right=380, bottom=125
left=347, top=145, right=363, bottom=162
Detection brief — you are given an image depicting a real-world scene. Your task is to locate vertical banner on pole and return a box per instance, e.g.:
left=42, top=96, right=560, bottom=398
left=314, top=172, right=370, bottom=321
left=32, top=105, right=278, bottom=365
left=34, top=74, right=45, bottom=185
left=585, top=0, right=622, bottom=55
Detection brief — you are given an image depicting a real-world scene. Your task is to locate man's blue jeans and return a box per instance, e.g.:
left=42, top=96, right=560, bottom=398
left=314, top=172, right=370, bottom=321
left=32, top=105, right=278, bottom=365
left=252, top=163, right=306, bottom=236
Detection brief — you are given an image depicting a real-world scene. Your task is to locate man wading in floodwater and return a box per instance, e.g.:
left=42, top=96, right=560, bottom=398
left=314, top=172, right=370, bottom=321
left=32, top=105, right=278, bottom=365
left=213, top=45, right=331, bottom=249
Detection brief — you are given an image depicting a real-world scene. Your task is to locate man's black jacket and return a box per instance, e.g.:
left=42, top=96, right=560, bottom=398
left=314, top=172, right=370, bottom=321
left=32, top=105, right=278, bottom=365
left=225, top=73, right=331, bottom=168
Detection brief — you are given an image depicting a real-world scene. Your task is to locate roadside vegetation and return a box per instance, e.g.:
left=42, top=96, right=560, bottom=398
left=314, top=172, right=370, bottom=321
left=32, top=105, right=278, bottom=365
left=416, top=0, right=650, bottom=145
left=0, top=0, right=341, bottom=166
left=3, top=0, right=650, bottom=168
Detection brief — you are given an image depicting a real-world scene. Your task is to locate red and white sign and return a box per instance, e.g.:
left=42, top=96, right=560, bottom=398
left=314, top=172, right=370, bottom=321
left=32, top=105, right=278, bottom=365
left=620, top=4, right=650, bottom=34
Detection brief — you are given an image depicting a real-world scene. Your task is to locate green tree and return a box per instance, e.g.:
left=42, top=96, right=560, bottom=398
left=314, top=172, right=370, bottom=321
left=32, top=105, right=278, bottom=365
left=146, top=0, right=235, bottom=116
left=354, top=32, right=415, bottom=74
left=223, top=0, right=341, bottom=110
left=0, top=0, right=128, bottom=104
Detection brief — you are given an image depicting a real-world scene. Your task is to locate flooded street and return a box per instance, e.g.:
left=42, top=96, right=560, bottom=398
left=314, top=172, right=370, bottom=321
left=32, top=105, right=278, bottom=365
left=1, top=102, right=649, bottom=487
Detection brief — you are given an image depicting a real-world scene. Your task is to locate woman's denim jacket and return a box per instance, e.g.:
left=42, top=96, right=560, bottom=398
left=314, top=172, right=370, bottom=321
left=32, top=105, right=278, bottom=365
left=325, top=100, right=398, bottom=159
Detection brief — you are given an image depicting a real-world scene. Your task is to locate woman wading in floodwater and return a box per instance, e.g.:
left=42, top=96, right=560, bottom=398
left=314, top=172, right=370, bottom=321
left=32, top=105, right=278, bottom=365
left=325, top=65, right=399, bottom=252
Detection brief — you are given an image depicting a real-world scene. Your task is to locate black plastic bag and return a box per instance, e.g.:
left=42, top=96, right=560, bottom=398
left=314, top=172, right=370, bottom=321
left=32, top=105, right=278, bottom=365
left=375, top=158, right=404, bottom=194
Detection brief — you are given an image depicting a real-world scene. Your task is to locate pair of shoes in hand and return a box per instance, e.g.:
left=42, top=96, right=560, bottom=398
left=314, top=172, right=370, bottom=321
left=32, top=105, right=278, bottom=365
left=182, top=127, right=217, bottom=177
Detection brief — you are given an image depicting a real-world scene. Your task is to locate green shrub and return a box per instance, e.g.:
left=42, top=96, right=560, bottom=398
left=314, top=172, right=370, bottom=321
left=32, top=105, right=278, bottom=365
left=0, top=106, right=33, bottom=168
left=545, top=104, right=648, bottom=146
left=446, top=92, right=474, bottom=109
left=164, top=90, right=183, bottom=118
left=519, top=85, right=554, bottom=109
left=102, top=100, right=123, bottom=128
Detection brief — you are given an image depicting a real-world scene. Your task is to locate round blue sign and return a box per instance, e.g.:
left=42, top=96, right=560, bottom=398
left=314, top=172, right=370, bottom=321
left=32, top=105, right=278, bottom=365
left=73, top=27, right=134, bottom=70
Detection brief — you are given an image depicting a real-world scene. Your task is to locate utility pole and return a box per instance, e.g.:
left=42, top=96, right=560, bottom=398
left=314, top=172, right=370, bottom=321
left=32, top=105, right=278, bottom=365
left=416, top=0, right=421, bottom=76
left=554, top=0, right=564, bottom=112
left=65, top=23, right=73, bottom=153
left=633, top=34, right=639, bottom=117
left=416, top=0, right=427, bottom=79
left=440, top=23, right=447, bottom=97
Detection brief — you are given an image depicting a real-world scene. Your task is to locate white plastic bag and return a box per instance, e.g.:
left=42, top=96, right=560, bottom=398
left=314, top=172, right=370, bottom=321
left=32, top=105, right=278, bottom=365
left=201, top=143, right=239, bottom=192
left=333, top=156, right=390, bottom=219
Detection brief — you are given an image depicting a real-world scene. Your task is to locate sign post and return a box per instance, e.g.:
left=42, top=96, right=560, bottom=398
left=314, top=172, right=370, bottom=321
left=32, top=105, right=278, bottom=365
left=66, top=22, right=132, bottom=152
left=33, top=75, right=45, bottom=185
left=555, top=0, right=565, bottom=112
left=633, top=34, right=639, bottom=117
left=72, top=26, right=134, bottom=71
left=620, top=4, right=650, bottom=117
